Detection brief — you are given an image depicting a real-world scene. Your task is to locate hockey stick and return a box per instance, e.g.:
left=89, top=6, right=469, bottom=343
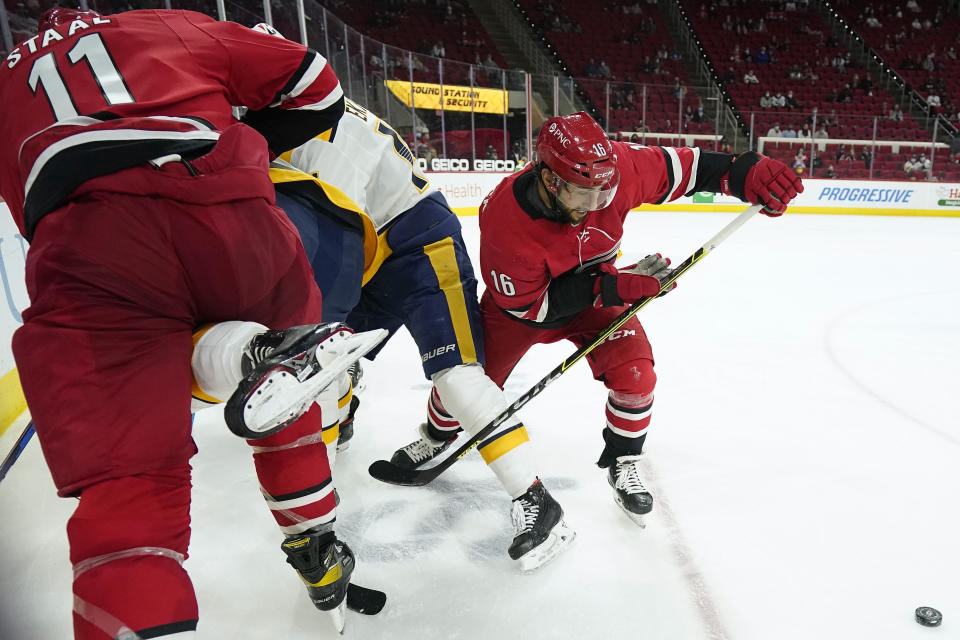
left=0, top=421, right=35, bottom=485
left=369, top=204, right=763, bottom=486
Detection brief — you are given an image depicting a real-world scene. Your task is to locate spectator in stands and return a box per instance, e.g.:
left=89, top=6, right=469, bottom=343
left=927, top=93, right=941, bottom=108
left=584, top=58, right=601, bottom=78
left=904, top=155, right=920, bottom=177
left=672, top=77, right=686, bottom=100
left=760, top=91, right=774, bottom=109
left=889, top=104, right=904, bottom=121
left=430, top=41, right=446, bottom=58
left=865, top=15, right=883, bottom=27
left=782, top=124, right=797, bottom=138
left=599, top=59, right=613, bottom=79
left=785, top=90, right=801, bottom=110
left=721, top=66, right=737, bottom=84
left=484, top=144, right=498, bottom=161
left=773, top=92, right=786, bottom=108
left=831, top=54, right=846, bottom=74
left=906, top=0, right=921, bottom=12
left=918, top=154, right=932, bottom=173
left=840, top=148, right=855, bottom=169
left=766, top=122, right=782, bottom=137
left=755, top=46, right=771, bottom=64
left=837, top=84, right=853, bottom=103
left=743, top=69, right=759, bottom=84
left=815, top=125, right=830, bottom=139
left=793, top=148, right=807, bottom=174
left=857, top=147, right=873, bottom=170
left=696, top=102, right=708, bottom=122
left=419, top=140, right=439, bottom=163
left=787, top=63, right=803, bottom=80
left=798, top=124, right=812, bottom=138
left=824, top=164, right=838, bottom=178
left=911, top=17, right=922, bottom=30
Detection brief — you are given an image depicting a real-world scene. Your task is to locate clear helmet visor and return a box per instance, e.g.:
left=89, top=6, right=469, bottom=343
left=553, top=172, right=619, bottom=212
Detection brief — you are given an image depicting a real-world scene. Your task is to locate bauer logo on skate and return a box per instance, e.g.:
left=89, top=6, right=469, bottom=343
left=422, top=344, right=457, bottom=362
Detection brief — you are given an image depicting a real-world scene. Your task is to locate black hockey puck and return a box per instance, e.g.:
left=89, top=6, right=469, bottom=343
left=915, top=606, right=942, bottom=627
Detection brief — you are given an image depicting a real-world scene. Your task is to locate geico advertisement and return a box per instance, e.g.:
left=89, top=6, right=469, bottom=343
left=0, top=201, right=28, bottom=372
left=415, top=158, right=518, bottom=172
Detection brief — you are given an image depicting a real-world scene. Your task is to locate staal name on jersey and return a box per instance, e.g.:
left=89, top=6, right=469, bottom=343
left=5, top=17, right=112, bottom=69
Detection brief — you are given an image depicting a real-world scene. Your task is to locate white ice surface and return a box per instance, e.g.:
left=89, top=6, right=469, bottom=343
left=1, top=211, right=958, bottom=639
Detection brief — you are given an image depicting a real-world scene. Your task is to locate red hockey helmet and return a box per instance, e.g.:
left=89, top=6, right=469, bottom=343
left=535, top=112, right=619, bottom=213
left=38, top=7, right=102, bottom=31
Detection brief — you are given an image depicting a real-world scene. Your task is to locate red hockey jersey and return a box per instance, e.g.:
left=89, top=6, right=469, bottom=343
left=0, top=10, right=343, bottom=240
left=480, top=142, right=718, bottom=326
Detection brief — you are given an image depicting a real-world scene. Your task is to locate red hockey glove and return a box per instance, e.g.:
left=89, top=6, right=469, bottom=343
left=721, top=152, right=803, bottom=216
left=593, top=255, right=675, bottom=306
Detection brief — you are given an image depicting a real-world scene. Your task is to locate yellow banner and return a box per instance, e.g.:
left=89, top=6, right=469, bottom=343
left=385, top=80, right=508, bottom=114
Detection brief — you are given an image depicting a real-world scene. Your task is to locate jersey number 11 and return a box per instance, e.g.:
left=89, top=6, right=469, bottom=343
left=28, top=33, right=135, bottom=121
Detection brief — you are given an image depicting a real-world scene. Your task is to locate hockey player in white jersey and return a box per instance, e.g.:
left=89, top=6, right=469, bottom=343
left=270, top=82, right=573, bottom=569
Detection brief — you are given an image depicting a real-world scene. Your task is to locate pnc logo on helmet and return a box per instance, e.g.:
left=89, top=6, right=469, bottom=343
left=548, top=122, right=572, bottom=148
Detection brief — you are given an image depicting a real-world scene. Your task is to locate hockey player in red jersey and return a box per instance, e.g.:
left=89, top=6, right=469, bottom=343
left=0, top=7, right=380, bottom=637
left=388, top=112, right=802, bottom=556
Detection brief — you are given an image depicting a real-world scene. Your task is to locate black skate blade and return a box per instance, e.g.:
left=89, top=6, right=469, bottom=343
left=346, top=583, right=386, bottom=615
left=367, top=459, right=430, bottom=486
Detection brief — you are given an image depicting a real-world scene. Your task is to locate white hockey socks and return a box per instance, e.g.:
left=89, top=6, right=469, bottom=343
left=190, top=321, right=267, bottom=412
left=432, top=364, right=536, bottom=498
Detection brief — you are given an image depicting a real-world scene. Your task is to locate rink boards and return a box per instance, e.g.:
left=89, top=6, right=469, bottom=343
left=1, top=174, right=958, bottom=435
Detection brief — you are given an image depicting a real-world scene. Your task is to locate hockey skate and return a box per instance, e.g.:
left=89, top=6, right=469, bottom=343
left=337, top=396, right=360, bottom=452
left=347, top=360, right=365, bottom=393
left=388, top=423, right=456, bottom=469
left=282, top=531, right=386, bottom=633
left=607, top=455, right=654, bottom=528
left=282, top=532, right=355, bottom=633
left=224, top=323, right=387, bottom=440
left=509, top=479, right=575, bottom=572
